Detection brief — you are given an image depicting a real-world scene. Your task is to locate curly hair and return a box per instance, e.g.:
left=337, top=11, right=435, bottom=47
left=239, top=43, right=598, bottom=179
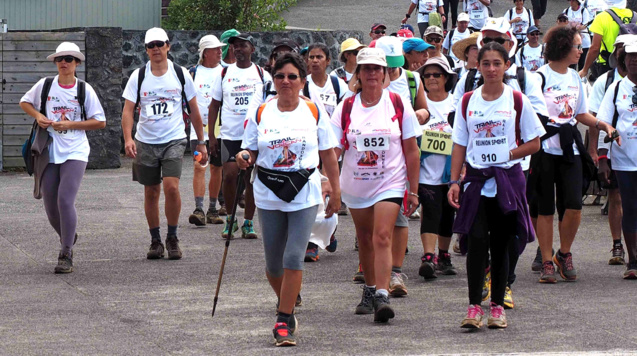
left=543, top=26, right=580, bottom=62
left=272, top=52, right=308, bottom=79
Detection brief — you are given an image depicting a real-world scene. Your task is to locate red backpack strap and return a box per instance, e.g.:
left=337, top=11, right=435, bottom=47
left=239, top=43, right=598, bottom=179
left=256, top=103, right=267, bottom=125
left=461, top=91, right=474, bottom=124
left=512, top=90, right=523, bottom=146
left=305, top=100, right=320, bottom=124
left=388, top=91, right=404, bottom=134
left=340, top=96, right=356, bottom=150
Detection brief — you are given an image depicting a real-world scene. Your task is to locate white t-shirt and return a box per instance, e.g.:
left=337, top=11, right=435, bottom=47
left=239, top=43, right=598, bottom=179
left=516, top=44, right=545, bottom=72
left=452, top=85, right=545, bottom=196
left=211, top=63, right=268, bottom=141
left=21, top=76, right=106, bottom=164
left=306, top=75, right=349, bottom=117
left=536, top=65, right=588, bottom=156
left=504, top=7, right=533, bottom=39
left=565, top=6, right=593, bottom=48
left=242, top=99, right=338, bottom=211
left=443, top=28, right=472, bottom=62
left=330, top=90, right=421, bottom=208
left=412, top=0, right=444, bottom=23
left=122, top=60, right=196, bottom=144
left=420, top=93, right=453, bottom=185
left=464, top=0, right=489, bottom=29
left=388, top=68, right=422, bottom=108
left=589, top=69, right=622, bottom=114
left=190, top=64, right=223, bottom=134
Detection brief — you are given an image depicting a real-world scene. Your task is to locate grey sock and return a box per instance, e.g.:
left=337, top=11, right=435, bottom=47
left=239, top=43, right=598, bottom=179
left=209, top=198, right=218, bottom=211
left=195, top=196, right=204, bottom=210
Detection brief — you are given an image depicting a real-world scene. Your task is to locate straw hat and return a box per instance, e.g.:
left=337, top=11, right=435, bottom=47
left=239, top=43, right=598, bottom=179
left=452, top=32, right=480, bottom=61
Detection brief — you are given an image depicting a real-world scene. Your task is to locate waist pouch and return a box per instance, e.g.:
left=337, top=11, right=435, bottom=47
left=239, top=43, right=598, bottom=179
left=257, top=166, right=315, bottom=203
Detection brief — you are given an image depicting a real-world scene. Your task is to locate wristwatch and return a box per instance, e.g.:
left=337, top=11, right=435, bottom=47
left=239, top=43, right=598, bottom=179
left=448, top=180, right=460, bottom=186
left=405, top=13, right=411, bottom=18
left=196, top=140, right=206, bottom=146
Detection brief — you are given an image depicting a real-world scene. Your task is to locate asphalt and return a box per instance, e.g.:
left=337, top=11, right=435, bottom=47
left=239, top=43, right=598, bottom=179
left=1, top=156, right=637, bottom=355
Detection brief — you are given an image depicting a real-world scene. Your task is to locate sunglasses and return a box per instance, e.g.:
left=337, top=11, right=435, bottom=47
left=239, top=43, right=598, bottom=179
left=426, top=37, right=442, bottom=43
left=482, top=37, right=509, bottom=45
left=373, top=30, right=386, bottom=35
left=273, top=73, right=300, bottom=81
left=146, top=41, right=166, bottom=49
left=54, top=56, right=77, bottom=63
left=422, top=73, right=444, bottom=78
left=573, top=44, right=583, bottom=51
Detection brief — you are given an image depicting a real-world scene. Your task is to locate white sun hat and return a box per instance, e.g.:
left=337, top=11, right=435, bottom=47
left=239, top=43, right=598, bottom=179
left=46, top=42, right=85, bottom=62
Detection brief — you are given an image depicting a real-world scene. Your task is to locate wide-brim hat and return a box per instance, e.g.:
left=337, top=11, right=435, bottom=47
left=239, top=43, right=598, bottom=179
left=477, top=17, right=518, bottom=59
left=348, top=48, right=391, bottom=92
left=452, top=32, right=480, bottom=61
left=416, top=56, right=458, bottom=92
left=340, top=38, right=367, bottom=62
left=46, top=42, right=85, bottom=61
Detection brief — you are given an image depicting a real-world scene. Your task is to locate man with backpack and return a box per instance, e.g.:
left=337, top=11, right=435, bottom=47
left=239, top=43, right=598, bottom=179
left=442, top=13, right=473, bottom=63
left=516, top=25, right=545, bottom=72
left=122, top=27, right=207, bottom=260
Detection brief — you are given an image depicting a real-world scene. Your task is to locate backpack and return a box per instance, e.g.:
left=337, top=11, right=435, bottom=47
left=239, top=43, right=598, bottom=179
left=604, top=70, right=616, bottom=92
left=465, top=67, right=527, bottom=95
left=461, top=89, right=523, bottom=146
left=519, top=44, right=544, bottom=62
left=334, top=66, right=348, bottom=82
left=610, top=80, right=622, bottom=128
left=405, top=69, right=417, bottom=108
left=339, top=91, right=404, bottom=151
left=256, top=100, right=320, bottom=124
left=302, top=75, right=342, bottom=105
left=508, top=7, right=533, bottom=23
left=447, top=28, right=474, bottom=50
left=600, top=10, right=637, bottom=62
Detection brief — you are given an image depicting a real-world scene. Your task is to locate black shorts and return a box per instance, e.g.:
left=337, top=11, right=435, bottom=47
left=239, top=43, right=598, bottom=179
left=418, top=184, right=454, bottom=237
left=600, top=160, right=619, bottom=190
left=535, top=151, right=583, bottom=220
left=380, top=197, right=403, bottom=206
left=190, top=139, right=222, bottom=167
left=221, top=139, right=242, bottom=164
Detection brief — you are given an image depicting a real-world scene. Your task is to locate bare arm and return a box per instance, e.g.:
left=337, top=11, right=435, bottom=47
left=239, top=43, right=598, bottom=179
left=447, top=144, right=467, bottom=209
left=510, top=136, right=540, bottom=160
left=580, top=33, right=602, bottom=77
left=319, top=148, right=342, bottom=218
left=402, top=3, right=418, bottom=23
left=121, top=99, right=137, bottom=158
left=20, top=102, right=53, bottom=129
left=414, top=81, right=431, bottom=125
left=402, top=137, right=421, bottom=216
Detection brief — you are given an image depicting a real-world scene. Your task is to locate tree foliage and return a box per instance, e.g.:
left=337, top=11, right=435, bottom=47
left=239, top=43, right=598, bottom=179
left=163, top=0, right=298, bottom=31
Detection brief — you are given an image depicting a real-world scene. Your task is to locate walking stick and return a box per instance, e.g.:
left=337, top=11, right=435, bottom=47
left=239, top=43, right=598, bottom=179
left=212, top=153, right=250, bottom=318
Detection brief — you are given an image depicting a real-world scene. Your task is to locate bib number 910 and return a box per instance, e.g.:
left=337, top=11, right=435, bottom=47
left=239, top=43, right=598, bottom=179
left=473, top=136, right=509, bottom=164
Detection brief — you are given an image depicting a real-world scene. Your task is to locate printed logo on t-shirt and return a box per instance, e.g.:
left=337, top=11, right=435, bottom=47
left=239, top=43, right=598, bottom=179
left=48, top=96, right=60, bottom=103
left=357, top=151, right=379, bottom=167
left=473, top=120, right=504, bottom=137
left=143, top=91, right=158, bottom=97
left=267, top=137, right=306, bottom=168
left=51, top=106, right=76, bottom=135
left=469, top=110, right=484, bottom=118
left=527, top=59, right=542, bottom=72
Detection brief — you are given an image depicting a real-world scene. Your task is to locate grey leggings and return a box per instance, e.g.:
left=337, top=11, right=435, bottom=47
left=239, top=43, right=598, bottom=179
left=41, top=160, right=87, bottom=254
left=258, top=205, right=319, bottom=277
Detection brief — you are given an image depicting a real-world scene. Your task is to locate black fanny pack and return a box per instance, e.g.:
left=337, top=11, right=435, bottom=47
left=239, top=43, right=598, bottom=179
left=257, top=166, right=315, bottom=203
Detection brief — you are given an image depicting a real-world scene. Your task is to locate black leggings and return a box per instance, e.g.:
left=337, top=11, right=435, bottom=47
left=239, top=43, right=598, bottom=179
left=467, top=197, right=516, bottom=306
left=443, top=0, right=460, bottom=30
left=616, top=171, right=637, bottom=263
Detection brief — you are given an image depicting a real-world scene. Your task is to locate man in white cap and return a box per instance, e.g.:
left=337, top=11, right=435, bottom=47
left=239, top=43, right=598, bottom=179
left=330, top=38, right=366, bottom=83
left=463, top=0, right=491, bottom=32
left=122, top=27, right=207, bottom=260
left=186, top=35, right=226, bottom=227
left=442, top=12, right=474, bottom=63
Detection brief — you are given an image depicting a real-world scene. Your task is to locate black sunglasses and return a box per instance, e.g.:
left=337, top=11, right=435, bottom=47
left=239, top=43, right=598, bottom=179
left=426, top=37, right=442, bottom=44
left=422, top=73, right=444, bottom=78
left=374, top=30, right=386, bottom=35
left=54, top=56, right=77, bottom=63
left=273, top=73, right=300, bottom=81
left=483, top=37, right=509, bottom=45
left=146, top=41, right=166, bottom=49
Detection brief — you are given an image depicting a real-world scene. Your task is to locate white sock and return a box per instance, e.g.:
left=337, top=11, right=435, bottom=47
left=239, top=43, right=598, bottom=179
left=376, top=289, right=389, bottom=297
left=365, top=285, right=376, bottom=290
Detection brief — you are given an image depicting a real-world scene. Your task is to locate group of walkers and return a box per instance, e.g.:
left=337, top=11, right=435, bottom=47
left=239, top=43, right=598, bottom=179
left=20, top=0, right=636, bottom=348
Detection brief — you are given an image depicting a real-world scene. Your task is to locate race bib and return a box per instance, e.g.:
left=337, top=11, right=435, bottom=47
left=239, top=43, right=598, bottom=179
left=471, top=10, right=484, bottom=20
left=319, top=93, right=337, bottom=107
left=473, top=136, right=509, bottom=164
left=356, top=134, right=390, bottom=152
left=421, top=130, right=453, bottom=155
left=145, top=101, right=174, bottom=117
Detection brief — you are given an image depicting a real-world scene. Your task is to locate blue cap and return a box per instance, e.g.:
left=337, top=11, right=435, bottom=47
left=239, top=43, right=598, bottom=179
left=403, top=38, right=434, bottom=53
left=401, top=23, right=415, bottom=34
left=527, top=25, right=540, bottom=35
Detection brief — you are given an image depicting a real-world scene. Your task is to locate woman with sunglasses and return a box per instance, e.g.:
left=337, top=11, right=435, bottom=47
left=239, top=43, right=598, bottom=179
left=236, top=52, right=341, bottom=346
left=449, top=42, right=545, bottom=328
left=331, top=48, right=421, bottom=323
left=531, top=26, right=619, bottom=284
left=19, top=42, right=106, bottom=273
left=596, top=38, right=637, bottom=280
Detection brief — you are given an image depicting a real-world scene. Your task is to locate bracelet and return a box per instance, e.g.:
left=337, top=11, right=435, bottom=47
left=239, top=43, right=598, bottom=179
left=598, top=155, right=608, bottom=160
left=448, top=180, right=460, bottom=186
left=595, top=119, right=600, bottom=129
left=509, top=150, right=513, bottom=160
left=196, top=140, right=206, bottom=146
left=408, top=192, right=419, bottom=198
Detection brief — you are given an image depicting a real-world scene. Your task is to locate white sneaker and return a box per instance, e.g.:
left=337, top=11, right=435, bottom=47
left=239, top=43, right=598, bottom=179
left=388, top=271, right=408, bottom=297
left=409, top=210, right=420, bottom=220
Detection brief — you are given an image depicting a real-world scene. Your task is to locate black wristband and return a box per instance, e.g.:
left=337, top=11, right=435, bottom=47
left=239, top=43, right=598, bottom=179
left=405, top=13, right=411, bottom=18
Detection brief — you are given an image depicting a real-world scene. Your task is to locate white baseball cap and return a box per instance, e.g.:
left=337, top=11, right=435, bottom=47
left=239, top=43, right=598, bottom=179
left=375, top=36, right=405, bottom=68
left=145, top=27, right=169, bottom=44
left=610, top=34, right=637, bottom=68
left=477, top=17, right=517, bottom=58
left=46, top=42, right=85, bottom=61
left=458, top=12, right=470, bottom=23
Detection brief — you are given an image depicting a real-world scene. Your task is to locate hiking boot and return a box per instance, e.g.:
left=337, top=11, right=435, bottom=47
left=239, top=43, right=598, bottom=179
left=272, top=322, right=296, bottom=347
left=221, top=217, right=238, bottom=239
left=206, top=208, right=224, bottom=224
left=532, top=247, right=555, bottom=272
left=553, top=250, right=577, bottom=281
left=355, top=285, right=375, bottom=314
left=609, top=244, right=626, bottom=265
left=437, top=252, right=457, bottom=275
left=54, top=251, right=73, bottom=274
left=241, top=219, right=258, bottom=239
left=503, top=286, right=514, bottom=309
left=373, top=293, right=395, bottom=323
left=188, top=208, right=206, bottom=226
left=147, top=240, right=165, bottom=259
left=624, top=262, right=637, bottom=280
left=419, top=253, right=437, bottom=279
left=488, top=302, right=508, bottom=328
left=353, top=263, right=365, bottom=283
left=461, top=304, right=484, bottom=329
left=482, top=270, right=491, bottom=302
left=326, top=229, right=338, bottom=253
left=304, top=243, right=319, bottom=262
left=218, top=204, right=227, bottom=216
left=338, top=201, right=348, bottom=215
left=409, top=210, right=420, bottom=220
left=539, top=261, right=557, bottom=283
left=165, top=234, right=182, bottom=260
left=389, top=271, right=408, bottom=297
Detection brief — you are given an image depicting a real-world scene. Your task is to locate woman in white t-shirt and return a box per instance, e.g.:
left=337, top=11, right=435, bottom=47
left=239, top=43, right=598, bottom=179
left=448, top=42, right=545, bottom=329
left=236, top=53, right=341, bottom=347
left=304, top=43, right=349, bottom=117
left=596, top=41, right=636, bottom=279
left=331, top=48, right=421, bottom=324
left=563, top=0, right=593, bottom=70
left=19, top=42, right=106, bottom=274
left=505, top=0, right=534, bottom=45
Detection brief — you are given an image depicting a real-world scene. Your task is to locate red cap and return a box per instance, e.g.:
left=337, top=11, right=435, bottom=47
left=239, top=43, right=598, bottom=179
left=371, top=23, right=386, bottom=31
left=397, top=29, right=414, bottom=38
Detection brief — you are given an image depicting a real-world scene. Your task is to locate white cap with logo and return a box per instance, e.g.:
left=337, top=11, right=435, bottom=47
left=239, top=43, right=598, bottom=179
left=145, top=27, right=169, bottom=44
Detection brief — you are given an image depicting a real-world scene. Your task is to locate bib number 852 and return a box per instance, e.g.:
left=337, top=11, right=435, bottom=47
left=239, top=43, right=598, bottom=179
left=363, top=137, right=384, bottom=147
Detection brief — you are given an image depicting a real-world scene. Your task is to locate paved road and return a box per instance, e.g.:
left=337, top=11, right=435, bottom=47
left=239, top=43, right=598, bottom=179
left=1, top=157, right=636, bottom=355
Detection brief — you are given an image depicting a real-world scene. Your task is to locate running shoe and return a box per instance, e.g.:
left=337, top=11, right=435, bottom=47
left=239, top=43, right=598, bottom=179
left=453, top=238, right=462, bottom=254
left=188, top=208, right=206, bottom=226
left=272, top=322, right=295, bottom=347
left=146, top=240, right=165, bottom=259
left=353, top=263, right=365, bottom=283
left=373, top=293, right=395, bottom=323
left=289, top=314, right=298, bottom=334
left=487, top=302, right=508, bottom=328
left=539, top=261, right=557, bottom=283
left=437, top=252, right=457, bottom=275
left=482, top=270, right=491, bottom=301
left=624, top=262, right=637, bottom=280
left=609, top=244, right=626, bottom=265
left=206, top=208, right=224, bottom=224
left=218, top=204, right=227, bottom=216
left=221, top=217, right=238, bottom=239
left=54, top=251, right=73, bottom=274
left=460, top=304, right=484, bottom=329
left=532, top=247, right=555, bottom=272
left=553, top=250, right=577, bottom=281
left=503, top=286, right=514, bottom=309
left=355, top=285, right=375, bottom=314
left=419, top=253, right=437, bottom=279
left=165, top=234, right=182, bottom=260
left=389, top=272, right=408, bottom=297
left=409, top=210, right=420, bottom=220
left=304, top=243, right=320, bottom=262
left=241, top=220, right=258, bottom=239
left=326, top=228, right=338, bottom=253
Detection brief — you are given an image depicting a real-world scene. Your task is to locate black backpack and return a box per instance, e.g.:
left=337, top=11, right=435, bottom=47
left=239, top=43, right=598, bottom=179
left=519, top=44, right=545, bottom=62
left=302, top=75, right=342, bottom=105
left=136, top=61, right=190, bottom=115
